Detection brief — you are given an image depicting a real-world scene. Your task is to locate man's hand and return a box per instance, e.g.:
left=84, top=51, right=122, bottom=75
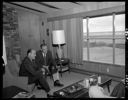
left=42, top=65, right=50, bottom=75
left=56, top=65, right=60, bottom=69
left=41, top=68, right=46, bottom=75
left=41, top=68, right=45, bottom=72
left=43, top=65, right=48, bottom=70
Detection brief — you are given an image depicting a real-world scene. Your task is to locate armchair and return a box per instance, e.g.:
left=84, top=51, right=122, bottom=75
left=55, top=53, right=70, bottom=77
left=3, top=55, right=35, bottom=92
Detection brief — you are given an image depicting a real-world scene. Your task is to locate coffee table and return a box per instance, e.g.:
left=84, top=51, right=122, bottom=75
left=53, top=75, right=112, bottom=98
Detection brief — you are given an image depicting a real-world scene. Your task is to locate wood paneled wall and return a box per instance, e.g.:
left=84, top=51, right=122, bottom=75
left=71, top=61, right=125, bottom=79
left=17, top=9, right=47, bottom=59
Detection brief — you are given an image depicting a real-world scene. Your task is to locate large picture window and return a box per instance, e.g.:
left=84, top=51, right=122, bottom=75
left=83, top=13, right=125, bottom=65
left=89, top=39, right=113, bottom=64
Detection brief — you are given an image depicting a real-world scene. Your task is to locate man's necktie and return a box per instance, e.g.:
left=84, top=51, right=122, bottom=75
left=43, top=53, right=46, bottom=65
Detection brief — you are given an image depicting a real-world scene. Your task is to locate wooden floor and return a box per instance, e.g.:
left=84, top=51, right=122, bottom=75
left=31, top=71, right=119, bottom=98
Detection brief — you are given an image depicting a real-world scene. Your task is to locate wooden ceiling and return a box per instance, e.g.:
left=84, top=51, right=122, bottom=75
left=6, top=2, right=125, bottom=15
left=6, top=2, right=99, bottom=14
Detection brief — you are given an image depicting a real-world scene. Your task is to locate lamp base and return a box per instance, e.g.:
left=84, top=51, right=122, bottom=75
left=57, top=46, right=62, bottom=59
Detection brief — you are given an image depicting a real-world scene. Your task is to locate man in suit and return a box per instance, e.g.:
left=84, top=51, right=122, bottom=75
left=110, top=81, right=125, bottom=98
left=35, top=44, right=64, bottom=87
left=19, top=49, right=53, bottom=97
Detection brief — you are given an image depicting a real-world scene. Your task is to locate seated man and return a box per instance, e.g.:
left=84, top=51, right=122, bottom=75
left=88, top=78, right=116, bottom=98
left=110, top=81, right=125, bottom=98
left=19, top=49, right=53, bottom=97
left=35, top=44, right=63, bottom=87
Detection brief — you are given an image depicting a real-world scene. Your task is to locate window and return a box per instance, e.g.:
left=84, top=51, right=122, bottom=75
left=83, top=19, right=87, bottom=60
left=83, top=14, right=125, bottom=66
left=88, top=16, right=112, bottom=33
left=115, top=39, right=125, bottom=65
left=89, top=39, right=113, bottom=64
left=115, top=14, right=125, bottom=65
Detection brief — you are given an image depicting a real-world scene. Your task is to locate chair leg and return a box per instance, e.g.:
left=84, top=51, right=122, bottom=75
left=31, top=84, right=36, bottom=92
left=61, top=72, right=62, bottom=77
left=60, top=65, right=62, bottom=77
left=68, top=63, right=70, bottom=74
left=68, top=69, right=70, bottom=74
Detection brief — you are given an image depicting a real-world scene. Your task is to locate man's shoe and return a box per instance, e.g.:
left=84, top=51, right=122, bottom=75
left=37, top=86, right=42, bottom=90
left=54, top=80, right=64, bottom=87
left=37, top=86, right=46, bottom=90
left=47, top=94, right=54, bottom=98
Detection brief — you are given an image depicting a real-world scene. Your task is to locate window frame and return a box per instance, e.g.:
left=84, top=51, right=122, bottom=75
left=83, top=13, right=125, bottom=66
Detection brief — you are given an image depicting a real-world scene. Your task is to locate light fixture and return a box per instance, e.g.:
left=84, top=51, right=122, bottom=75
left=52, top=30, right=66, bottom=59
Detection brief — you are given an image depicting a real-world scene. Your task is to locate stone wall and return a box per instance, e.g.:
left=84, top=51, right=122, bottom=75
left=3, top=4, right=21, bottom=60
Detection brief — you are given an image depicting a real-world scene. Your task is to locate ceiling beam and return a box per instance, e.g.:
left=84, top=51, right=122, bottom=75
left=36, top=2, right=61, bottom=10
left=7, top=2, right=47, bottom=14
left=70, top=2, right=82, bottom=5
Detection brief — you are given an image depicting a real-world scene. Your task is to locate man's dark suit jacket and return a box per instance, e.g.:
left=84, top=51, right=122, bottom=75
left=111, top=82, right=125, bottom=98
left=19, top=57, right=43, bottom=84
left=35, top=50, right=57, bottom=73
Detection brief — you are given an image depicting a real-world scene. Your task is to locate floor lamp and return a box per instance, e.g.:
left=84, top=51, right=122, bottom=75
left=52, top=30, right=66, bottom=76
left=52, top=30, right=66, bottom=60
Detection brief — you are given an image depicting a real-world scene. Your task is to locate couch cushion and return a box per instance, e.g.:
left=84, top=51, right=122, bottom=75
left=7, top=60, right=20, bottom=77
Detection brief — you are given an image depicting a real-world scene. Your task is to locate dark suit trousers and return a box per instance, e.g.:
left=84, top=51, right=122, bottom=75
left=48, top=65, right=58, bottom=74
left=38, top=75, right=50, bottom=92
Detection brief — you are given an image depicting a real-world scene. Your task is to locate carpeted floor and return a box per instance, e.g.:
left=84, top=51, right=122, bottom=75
left=31, top=71, right=119, bottom=98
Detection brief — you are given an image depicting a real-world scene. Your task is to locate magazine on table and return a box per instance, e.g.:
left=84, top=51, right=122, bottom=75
left=13, top=92, right=35, bottom=98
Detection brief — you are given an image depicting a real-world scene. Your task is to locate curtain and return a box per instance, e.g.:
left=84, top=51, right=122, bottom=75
left=66, top=18, right=83, bottom=64
left=48, top=17, right=83, bottom=64
left=3, top=35, right=7, bottom=65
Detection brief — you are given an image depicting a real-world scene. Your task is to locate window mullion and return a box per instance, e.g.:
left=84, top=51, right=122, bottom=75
left=87, top=17, right=90, bottom=61
left=113, top=13, right=116, bottom=64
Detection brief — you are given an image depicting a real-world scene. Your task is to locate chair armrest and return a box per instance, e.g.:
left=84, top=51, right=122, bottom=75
left=11, top=76, right=29, bottom=91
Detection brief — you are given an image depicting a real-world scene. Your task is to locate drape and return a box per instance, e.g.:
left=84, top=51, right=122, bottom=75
left=48, top=17, right=83, bottom=64
left=3, top=35, right=7, bottom=65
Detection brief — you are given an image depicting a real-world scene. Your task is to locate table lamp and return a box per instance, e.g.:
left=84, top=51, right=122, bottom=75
left=52, top=30, right=66, bottom=59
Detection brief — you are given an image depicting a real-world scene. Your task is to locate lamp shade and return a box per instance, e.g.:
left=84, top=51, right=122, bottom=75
left=52, top=30, right=66, bottom=45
